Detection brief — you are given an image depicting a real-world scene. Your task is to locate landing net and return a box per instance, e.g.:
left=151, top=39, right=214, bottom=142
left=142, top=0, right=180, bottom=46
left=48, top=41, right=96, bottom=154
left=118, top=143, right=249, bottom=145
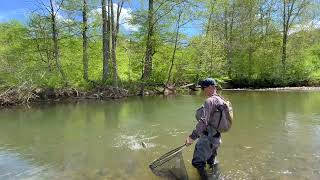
left=149, top=144, right=188, bottom=180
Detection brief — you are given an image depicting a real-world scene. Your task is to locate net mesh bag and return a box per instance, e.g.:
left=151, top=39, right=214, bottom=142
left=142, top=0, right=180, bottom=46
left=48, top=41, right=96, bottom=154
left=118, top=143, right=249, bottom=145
left=149, top=144, right=189, bottom=180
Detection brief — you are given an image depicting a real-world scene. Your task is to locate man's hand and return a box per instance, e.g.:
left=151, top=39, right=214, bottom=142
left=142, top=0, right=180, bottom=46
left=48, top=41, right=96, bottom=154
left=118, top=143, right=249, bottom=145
left=185, top=136, right=194, bottom=146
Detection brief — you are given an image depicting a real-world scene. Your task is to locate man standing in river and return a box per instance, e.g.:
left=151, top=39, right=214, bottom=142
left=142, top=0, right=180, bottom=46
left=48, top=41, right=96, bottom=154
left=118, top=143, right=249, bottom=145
left=185, top=78, right=231, bottom=180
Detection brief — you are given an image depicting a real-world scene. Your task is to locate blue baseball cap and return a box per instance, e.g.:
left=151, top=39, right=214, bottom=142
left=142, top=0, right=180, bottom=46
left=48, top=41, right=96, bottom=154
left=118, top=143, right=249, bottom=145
left=198, top=78, right=217, bottom=88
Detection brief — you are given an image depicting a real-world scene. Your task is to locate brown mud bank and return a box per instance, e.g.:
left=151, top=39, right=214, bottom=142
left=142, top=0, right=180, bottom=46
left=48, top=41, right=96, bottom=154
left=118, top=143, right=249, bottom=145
left=0, top=81, right=168, bottom=108
left=0, top=85, right=131, bottom=108
left=2, top=83, right=319, bottom=108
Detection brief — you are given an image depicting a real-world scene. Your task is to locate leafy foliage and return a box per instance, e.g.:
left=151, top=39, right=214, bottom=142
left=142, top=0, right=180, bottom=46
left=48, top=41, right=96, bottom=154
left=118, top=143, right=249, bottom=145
left=0, top=0, right=319, bottom=89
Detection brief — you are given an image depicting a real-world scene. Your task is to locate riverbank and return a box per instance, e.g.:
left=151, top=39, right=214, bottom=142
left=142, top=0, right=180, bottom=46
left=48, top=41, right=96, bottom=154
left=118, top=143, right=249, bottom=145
left=0, top=83, right=165, bottom=108
left=0, top=86, right=127, bottom=108
left=1, top=84, right=320, bottom=108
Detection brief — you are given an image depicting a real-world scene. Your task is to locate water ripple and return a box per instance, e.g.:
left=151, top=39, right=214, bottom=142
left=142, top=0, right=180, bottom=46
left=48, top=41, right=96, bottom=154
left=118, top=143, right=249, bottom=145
left=112, top=133, right=158, bottom=151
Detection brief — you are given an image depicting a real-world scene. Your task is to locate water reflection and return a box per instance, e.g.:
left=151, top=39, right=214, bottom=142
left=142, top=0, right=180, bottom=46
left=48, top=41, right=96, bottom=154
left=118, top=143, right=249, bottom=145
left=0, top=149, right=56, bottom=179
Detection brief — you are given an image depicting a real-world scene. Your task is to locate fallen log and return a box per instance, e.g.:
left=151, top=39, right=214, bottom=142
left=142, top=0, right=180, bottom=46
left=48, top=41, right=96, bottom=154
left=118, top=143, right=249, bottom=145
left=180, top=83, right=199, bottom=91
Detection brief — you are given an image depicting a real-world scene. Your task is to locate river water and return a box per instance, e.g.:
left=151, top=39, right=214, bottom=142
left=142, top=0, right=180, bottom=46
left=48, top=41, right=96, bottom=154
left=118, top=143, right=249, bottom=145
left=0, top=91, right=320, bottom=180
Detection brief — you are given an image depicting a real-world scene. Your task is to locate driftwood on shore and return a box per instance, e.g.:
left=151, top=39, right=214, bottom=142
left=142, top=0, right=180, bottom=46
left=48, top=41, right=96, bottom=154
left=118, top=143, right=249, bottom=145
left=164, top=84, right=176, bottom=95
left=36, top=86, right=129, bottom=101
left=0, top=82, right=38, bottom=106
left=0, top=83, right=130, bottom=108
left=180, top=83, right=199, bottom=91
left=85, top=86, right=129, bottom=99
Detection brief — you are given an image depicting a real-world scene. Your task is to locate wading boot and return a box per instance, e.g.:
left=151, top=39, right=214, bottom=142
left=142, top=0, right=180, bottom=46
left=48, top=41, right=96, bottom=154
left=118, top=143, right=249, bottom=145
left=207, top=164, right=214, bottom=175
left=197, top=168, right=208, bottom=180
left=208, top=158, right=219, bottom=175
left=207, top=163, right=220, bottom=178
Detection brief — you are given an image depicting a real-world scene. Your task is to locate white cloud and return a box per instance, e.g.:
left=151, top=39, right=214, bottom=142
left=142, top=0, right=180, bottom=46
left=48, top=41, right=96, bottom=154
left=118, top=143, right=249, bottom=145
left=313, top=20, right=320, bottom=28
left=56, top=13, right=64, bottom=20
left=56, top=11, right=74, bottom=23
left=289, top=20, right=320, bottom=34
left=119, top=6, right=140, bottom=32
left=91, top=4, right=140, bottom=32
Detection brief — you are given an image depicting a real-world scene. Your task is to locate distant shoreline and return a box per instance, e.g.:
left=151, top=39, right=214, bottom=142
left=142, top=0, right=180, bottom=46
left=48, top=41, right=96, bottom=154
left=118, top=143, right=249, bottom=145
left=223, top=86, right=320, bottom=91
left=1, top=86, right=320, bottom=109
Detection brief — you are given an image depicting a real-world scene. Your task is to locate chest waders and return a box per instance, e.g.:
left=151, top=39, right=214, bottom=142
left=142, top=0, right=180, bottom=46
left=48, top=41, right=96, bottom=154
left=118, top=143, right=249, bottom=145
left=192, top=112, right=222, bottom=180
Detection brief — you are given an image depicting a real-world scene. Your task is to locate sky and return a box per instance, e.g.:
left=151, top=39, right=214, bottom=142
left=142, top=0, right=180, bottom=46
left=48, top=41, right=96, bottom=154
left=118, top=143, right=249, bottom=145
left=0, top=0, right=32, bottom=22
left=0, top=0, right=201, bottom=36
left=1, top=0, right=320, bottom=36
left=0, top=0, right=140, bottom=22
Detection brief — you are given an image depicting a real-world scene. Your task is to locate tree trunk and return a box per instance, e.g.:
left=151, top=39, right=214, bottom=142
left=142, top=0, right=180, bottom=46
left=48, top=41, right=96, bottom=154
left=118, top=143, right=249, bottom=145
left=248, top=1, right=254, bottom=78
left=281, top=31, right=287, bottom=70
left=82, top=0, right=89, bottom=81
left=166, top=10, right=182, bottom=85
left=248, top=44, right=253, bottom=77
left=102, top=0, right=110, bottom=81
left=110, top=0, right=118, bottom=87
left=281, top=0, right=287, bottom=70
left=224, top=2, right=235, bottom=78
left=115, top=1, right=124, bottom=46
left=281, top=0, right=307, bottom=71
left=50, top=0, right=67, bottom=85
left=141, top=0, right=154, bottom=95
left=206, top=1, right=214, bottom=36
left=208, top=1, right=215, bottom=76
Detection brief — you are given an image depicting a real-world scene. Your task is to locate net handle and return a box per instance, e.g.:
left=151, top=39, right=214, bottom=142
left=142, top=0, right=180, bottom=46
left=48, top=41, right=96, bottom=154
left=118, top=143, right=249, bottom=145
left=164, top=144, right=187, bottom=158
left=154, top=144, right=187, bottom=162
left=180, top=143, right=187, bottom=150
